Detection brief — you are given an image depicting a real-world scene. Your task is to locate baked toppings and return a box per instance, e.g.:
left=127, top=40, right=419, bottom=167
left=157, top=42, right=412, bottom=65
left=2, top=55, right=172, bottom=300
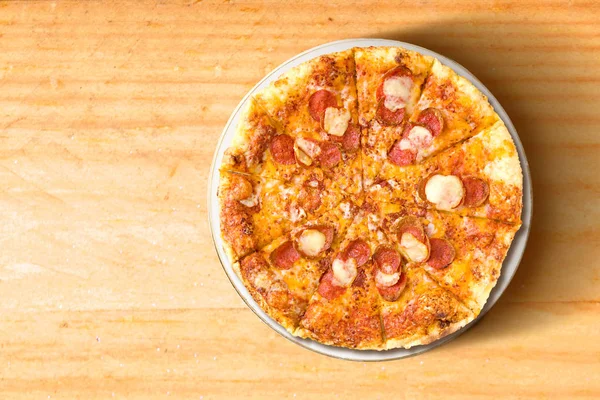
left=462, top=176, right=490, bottom=207
left=339, top=123, right=361, bottom=152
left=270, top=241, right=300, bottom=270
left=377, top=272, right=407, bottom=302
left=400, top=230, right=430, bottom=262
left=323, top=107, right=351, bottom=137
left=308, top=89, right=338, bottom=122
left=427, top=238, right=456, bottom=270
left=375, top=66, right=413, bottom=125
left=342, top=239, right=371, bottom=267
left=317, top=269, right=346, bottom=300
left=388, top=141, right=416, bottom=166
left=390, top=217, right=430, bottom=263
left=375, top=269, right=401, bottom=287
left=416, top=108, right=444, bottom=137
left=296, top=226, right=333, bottom=257
left=331, top=257, right=358, bottom=287
left=270, top=134, right=296, bottom=165
left=376, top=99, right=406, bottom=125
left=373, top=247, right=401, bottom=274
left=424, top=174, right=465, bottom=210
left=382, top=75, right=412, bottom=112
left=317, top=142, right=342, bottom=168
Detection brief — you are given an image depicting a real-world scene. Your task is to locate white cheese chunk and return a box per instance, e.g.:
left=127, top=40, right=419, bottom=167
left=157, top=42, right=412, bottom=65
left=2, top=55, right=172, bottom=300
left=323, top=107, right=351, bottom=137
left=398, top=138, right=412, bottom=151
left=331, top=257, right=358, bottom=287
left=293, top=137, right=321, bottom=166
left=424, top=174, right=465, bottom=211
left=407, top=125, right=433, bottom=148
left=400, top=232, right=429, bottom=262
left=375, top=269, right=400, bottom=288
left=383, top=76, right=412, bottom=112
left=297, top=229, right=326, bottom=257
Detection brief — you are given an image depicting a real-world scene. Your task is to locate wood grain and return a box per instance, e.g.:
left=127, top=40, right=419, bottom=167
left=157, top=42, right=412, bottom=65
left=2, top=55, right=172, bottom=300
left=0, top=0, right=598, bottom=398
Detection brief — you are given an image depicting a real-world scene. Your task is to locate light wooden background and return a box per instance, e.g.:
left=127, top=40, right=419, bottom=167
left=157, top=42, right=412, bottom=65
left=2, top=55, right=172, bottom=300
left=0, top=0, right=598, bottom=398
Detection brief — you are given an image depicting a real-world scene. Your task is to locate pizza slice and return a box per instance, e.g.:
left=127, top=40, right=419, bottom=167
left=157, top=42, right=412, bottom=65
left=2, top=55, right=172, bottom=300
left=218, top=170, right=349, bottom=262
left=235, top=200, right=359, bottom=332
left=354, top=46, right=434, bottom=187
left=295, top=205, right=405, bottom=349
left=403, top=58, right=499, bottom=162
left=380, top=266, right=474, bottom=349
left=378, top=204, right=518, bottom=313
left=254, top=49, right=363, bottom=195
left=354, top=46, right=434, bottom=127
left=360, top=56, right=500, bottom=188
left=222, top=96, right=325, bottom=182
left=366, top=121, right=523, bottom=224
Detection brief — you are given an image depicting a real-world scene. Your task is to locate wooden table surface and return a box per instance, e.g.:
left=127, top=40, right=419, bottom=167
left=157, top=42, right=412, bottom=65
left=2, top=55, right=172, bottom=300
left=1, top=0, right=599, bottom=398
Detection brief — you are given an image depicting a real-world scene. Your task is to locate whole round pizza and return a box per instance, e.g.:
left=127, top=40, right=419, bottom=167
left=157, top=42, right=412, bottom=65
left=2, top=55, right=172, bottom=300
left=217, top=46, right=523, bottom=350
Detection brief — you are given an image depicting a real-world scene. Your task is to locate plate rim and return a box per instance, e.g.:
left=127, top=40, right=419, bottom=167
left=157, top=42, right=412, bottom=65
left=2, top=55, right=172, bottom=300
left=207, top=38, right=533, bottom=362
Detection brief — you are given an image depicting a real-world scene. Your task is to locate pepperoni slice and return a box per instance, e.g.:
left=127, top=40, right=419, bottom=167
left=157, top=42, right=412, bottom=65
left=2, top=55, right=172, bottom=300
left=373, top=247, right=401, bottom=274
left=392, top=216, right=427, bottom=243
left=375, top=66, right=413, bottom=101
left=462, top=176, right=490, bottom=207
left=340, top=123, right=361, bottom=153
left=308, top=90, right=338, bottom=122
left=318, top=142, right=342, bottom=168
left=343, top=239, right=371, bottom=266
left=416, top=108, right=444, bottom=137
left=270, top=134, right=296, bottom=165
left=417, top=174, right=431, bottom=201
left=378, top=272, right=407, bottom=302
left=270, top=241, right=300, bottom=270
left=388, top=141, right=416, bottom=166
left=399, top=225, right=426, bottom=243
left=352, top=268, right=368, bottom=289
left=318, top=270, right=346, bottom=300
left=376, top=100, right=406, bottom=125
left=427, top=238, right=456, bottom=270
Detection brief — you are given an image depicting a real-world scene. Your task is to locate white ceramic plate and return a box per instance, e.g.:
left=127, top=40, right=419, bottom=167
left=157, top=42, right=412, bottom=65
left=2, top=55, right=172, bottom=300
left=207, top=39, right=532, bottom=361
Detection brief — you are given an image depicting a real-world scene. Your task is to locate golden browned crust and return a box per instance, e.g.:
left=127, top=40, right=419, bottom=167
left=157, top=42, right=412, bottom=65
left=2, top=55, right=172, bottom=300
left=381, top=268, right=474, bottom=349
left=239, top=252, right=305, bottom=331
left=296, top=263, right=384, bottom=350
left=218, top=171, right=258, bottom=262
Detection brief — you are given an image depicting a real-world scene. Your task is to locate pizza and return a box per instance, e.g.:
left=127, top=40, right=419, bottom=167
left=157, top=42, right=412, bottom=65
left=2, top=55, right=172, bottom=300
left=217, top=46, right=524, bottom=350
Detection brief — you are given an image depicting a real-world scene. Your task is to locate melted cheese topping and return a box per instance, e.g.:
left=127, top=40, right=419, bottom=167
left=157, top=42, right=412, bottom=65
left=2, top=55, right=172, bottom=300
left=398, top=126, right=433, bottom=152
left=323, top=107, right=351, bottom=137
left=289, top=206, right=306, bottom=223
left=340, top=202, right=353, bottom=219
left=400, top=232, right=429, bottom=262
left=331, top=257, right=358, bottom=287
left=297, top=229, right=326, bottom=257
left=383, top=76, right=412, bottom=112
left=375, top=269, right=400, bottom=287
left=424, top=174, right=465, bottom=210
